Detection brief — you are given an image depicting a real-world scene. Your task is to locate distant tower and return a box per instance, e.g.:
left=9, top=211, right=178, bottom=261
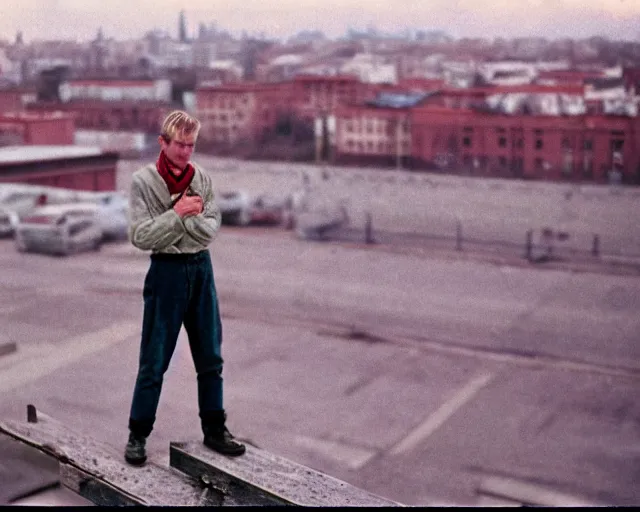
left=15, top=31, right=23, bottom=45
left=179, top=10, right=187, bottom=42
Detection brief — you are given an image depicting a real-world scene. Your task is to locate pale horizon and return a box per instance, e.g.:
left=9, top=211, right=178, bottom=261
left=1, top=0, right=639, bottom=44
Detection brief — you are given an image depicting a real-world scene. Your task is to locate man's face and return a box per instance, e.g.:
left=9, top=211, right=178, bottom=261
left=159, top=131, right=197, bottom=174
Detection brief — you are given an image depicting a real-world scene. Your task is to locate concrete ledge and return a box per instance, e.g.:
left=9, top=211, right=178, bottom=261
left=0, top=406, right=228, bottom=506
left=170, top=440, right=404, bottom=507
left=1, top=406, right=403, bottom=506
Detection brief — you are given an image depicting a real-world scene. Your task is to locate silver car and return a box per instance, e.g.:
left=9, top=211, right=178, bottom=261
left=0, top=184, right=82, bottom=237
left=15, top=203, right=103, bottom=256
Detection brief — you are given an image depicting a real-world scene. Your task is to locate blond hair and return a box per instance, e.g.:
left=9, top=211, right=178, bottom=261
left=160, top=110, right=200, bottom=141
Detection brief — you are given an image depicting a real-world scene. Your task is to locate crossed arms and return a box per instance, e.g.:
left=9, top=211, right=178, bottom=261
left=128, top=171, right=222, bottom=252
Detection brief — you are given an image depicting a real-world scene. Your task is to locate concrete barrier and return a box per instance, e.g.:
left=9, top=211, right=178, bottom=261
left=0, top=405, right=403, bottom=507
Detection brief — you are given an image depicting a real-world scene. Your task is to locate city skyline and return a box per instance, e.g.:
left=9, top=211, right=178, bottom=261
left=1, top=0, right=639, bottom=44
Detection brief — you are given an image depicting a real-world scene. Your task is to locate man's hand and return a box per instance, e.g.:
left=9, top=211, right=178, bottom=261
left=174, top=194, right=203, bottom=218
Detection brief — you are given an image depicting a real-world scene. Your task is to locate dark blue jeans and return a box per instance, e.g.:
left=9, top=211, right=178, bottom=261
left=128, top=250, right=224, bottom=438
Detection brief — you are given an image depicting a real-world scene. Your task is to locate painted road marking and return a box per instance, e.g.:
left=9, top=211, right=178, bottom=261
left=389, top=372, right=494, bottom=456
left=294, top=435, right=376, bottom=470
left=0, top=321, right=139, bottom=393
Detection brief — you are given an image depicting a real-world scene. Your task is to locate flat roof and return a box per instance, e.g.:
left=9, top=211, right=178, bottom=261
left=0, top=145, right=104, bottom=165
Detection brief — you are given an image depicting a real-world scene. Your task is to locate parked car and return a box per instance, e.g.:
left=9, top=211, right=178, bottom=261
left=0, top=183, right=124, bottom=238
left=0, top=207, right=20, bottom=237
left=217, top=190, right=287, bottom=226
left=0, top=184, right=71, bottom=237
left=88, top=192, right=129, bottom=241
left=15, top=203, right=103, bottom=256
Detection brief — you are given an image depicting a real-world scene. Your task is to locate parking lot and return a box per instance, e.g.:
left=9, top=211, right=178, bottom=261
left=1, top=204, right=639, bottom=506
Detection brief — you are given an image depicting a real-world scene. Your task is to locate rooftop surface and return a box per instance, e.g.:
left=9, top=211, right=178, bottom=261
left=0, top=145, right=104, bottom=165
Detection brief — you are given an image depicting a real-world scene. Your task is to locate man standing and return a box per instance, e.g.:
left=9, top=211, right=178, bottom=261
left=124, top=110, right=245, bottom=465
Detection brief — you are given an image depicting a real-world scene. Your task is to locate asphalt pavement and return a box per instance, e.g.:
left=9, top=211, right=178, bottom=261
left=0, top=225, right=639, bottom=506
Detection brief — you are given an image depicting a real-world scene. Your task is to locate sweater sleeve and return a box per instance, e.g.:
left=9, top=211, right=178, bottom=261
left=182, top=172, right=222, bottom=246
left=128, top=173, right=186, bottom=251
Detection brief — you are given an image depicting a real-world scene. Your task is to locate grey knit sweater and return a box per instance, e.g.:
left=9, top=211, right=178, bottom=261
left=128, top=162, right=222, bottom=254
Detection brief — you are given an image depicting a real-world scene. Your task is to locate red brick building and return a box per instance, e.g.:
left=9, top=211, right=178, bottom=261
left=0, top=88, right=37, bottom=114
left=289, top=74, right=369, bottom=122
left=196, top=74, right=370, bottom=148
left=196, top=82, right=294, bottom=149
left=0, top=112, right=75, bottom=145
left=409, top=105, right=639, bottom=183
left=27, top=100, right=170, bottom=133
left=334, top=103, right=412, bottom=168
left=196, top=74, right=639, bottom=184
left=0, top=146, right=119, bottom=191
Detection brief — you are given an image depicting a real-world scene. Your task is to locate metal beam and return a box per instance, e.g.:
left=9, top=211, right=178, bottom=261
left=170, top=440, right=404, bottom=507
left=0, top=405, right=219, bottom=506
left=1, top=405, right=405, bottom=507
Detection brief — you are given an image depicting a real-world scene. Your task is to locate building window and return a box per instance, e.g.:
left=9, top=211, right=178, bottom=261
left=498, top=137, right=507, bottom=148
left=378, top=141, right=385, bottom=152
left=562, top=152, right=573, bottom=175
left=535, top=158, right=544, bottom=170
left=463, top=136, right=472, bottom=147
left=535, top=138, right=543, bottom=150
left=611, top=139, right=624, bottom=152
left=499, top=156, right=507, bottom=168
left=463, top=126, right=473, bottom=133
left=386, top=123, right=394, bottom=137
left=512, top=157, right=524, bottom=175
left=583, top=155, right=593, bottom=178
left=562, top=137, right=572, bottom=149
left=583, top=139, right=593, bottom=151
left=367, top=141, right=373, bottom=151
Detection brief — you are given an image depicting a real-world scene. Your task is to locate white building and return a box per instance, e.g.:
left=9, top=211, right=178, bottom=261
left=340, top=53, right=397, bottom=84
left=58, top=79, right=172, bottom=103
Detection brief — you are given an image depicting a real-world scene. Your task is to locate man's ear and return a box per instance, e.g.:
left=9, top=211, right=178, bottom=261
left=158, top=135, right=166, bottom=149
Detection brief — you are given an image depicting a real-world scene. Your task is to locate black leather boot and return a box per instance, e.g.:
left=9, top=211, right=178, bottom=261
left=202, top=410, right=246, bottom=457
left=124, top=431, right=147, bottom=465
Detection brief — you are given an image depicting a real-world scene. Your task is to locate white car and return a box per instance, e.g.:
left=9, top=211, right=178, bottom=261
left=217, top=190, right=288, bottom=227
left=0, top=185, right=72, bottom=237
left=15, top=203, right=103, bottom=256
left=89, top=192, right=129, bottom=241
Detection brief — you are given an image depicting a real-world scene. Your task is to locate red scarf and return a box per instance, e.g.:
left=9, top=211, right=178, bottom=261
left=156, top=150, right=195, bottom=195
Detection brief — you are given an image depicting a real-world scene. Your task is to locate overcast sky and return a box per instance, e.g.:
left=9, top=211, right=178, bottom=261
left=1, top=0, right=639, bottom=43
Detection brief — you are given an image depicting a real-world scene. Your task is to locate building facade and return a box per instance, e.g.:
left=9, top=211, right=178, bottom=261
left=196, top=81, right=296, bottom=149
left=0, top=146, right=119, bottom=191
left=0, top=112, right=75, bottom=145
left=28, top=100, right=170, bottom=134
left=409, top=105, right=640, bottom=183
left=334, top=104, right=411, bottom=168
